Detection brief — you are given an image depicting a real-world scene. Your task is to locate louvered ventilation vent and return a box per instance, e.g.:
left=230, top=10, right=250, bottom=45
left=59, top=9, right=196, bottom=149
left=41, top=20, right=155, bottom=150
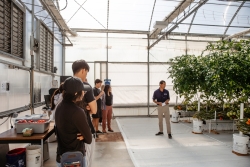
left=0, top=0, right=11, bottom=53
left=39, top=23, right=54, bottom=72
left=0, top=0, right=24, bottom=58
left=12, top=4, right=23, bottom=58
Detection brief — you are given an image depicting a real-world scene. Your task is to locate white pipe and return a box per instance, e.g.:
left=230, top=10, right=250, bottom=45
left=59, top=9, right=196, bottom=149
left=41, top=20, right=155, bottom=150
left=175, top=95, right=178, bottom=106
left=240, top=103, right=244, bottom=136
left=198, top=97, right=200, bottom=112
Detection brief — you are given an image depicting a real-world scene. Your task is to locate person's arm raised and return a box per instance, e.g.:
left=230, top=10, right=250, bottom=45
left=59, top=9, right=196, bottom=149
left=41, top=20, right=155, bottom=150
left=94, top=91, right=104, bottom=100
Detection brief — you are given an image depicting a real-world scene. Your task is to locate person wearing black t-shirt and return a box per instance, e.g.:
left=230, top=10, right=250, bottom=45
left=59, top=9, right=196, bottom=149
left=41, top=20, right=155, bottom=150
left=102, top=85, right=114, bottom=133
left=72, top=60, right=97, bottom=115
left=72, top=60, right=97, bottom=167
left=72, top=60, right=96, bottom=134
left=92, top=79, right=104, bottom=133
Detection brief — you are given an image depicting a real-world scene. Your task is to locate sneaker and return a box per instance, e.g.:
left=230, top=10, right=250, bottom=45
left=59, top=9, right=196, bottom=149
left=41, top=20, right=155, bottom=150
left=155, top=132, right=163, bottom=135
left=96, top=130, right=102, bottom=133
left=168, top=134, right=172, bottom=139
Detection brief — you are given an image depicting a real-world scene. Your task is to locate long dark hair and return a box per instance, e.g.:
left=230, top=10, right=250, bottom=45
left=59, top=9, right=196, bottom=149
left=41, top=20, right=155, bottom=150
left=51, top=83, right=64, bottom=110
left=104, top=85, right=111, bottom=95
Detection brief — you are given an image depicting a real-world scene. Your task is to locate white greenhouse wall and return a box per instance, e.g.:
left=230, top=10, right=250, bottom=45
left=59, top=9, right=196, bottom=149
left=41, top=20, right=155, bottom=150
left=65, top=34, right=208, bottom=108
left=0, top=1, right=63, bottom=133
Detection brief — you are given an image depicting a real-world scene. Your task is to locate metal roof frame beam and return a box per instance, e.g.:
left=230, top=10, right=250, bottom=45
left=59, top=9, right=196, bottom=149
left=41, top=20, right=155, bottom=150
left=223, top=1, right=245, bottom=38
left=149, top=0, right=208, bottom=49
left=107, top=0, right=110, bottom=29
left=224, top=28, right=250, bottom=40
left=148, top=0, right=157, bottom=31
left=187, top=11, right=197, bottom=34
left=149, top=0, right=194, bottom=38
left=71, top=28, right=149, bottom=34
left=40, top=0, right=77, bottom=37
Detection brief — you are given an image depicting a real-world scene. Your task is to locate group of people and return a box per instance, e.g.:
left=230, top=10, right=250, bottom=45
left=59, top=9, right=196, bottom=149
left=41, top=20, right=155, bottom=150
left=50, top=60, right=114, bottom=167
left=49, top=59, right=172, bottom=167
left=92, top=80, right=114, bottom=134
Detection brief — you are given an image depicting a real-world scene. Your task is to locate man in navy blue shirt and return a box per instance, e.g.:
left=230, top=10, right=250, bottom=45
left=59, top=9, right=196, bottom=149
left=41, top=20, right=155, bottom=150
left=152, top=80, right=172, bottom=139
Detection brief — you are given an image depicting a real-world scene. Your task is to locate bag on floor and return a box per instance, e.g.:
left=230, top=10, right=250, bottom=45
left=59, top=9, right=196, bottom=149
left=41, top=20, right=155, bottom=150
left=61, top=151, right=84, bottom=167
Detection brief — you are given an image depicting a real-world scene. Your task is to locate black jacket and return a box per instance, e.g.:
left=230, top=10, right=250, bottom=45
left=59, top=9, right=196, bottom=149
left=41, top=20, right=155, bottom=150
left=55, top=100, right=92, bottom=162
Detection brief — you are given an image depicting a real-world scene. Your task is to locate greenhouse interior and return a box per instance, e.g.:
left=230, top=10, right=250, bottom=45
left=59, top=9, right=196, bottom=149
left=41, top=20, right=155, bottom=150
left=0, top=0, right=250, bottom=166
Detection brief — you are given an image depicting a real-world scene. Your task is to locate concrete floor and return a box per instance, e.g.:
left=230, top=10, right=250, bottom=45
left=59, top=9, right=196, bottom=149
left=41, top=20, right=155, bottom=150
left=117, top=117, right=250, bottom=167
left=44, top=117, right=250, bottom=167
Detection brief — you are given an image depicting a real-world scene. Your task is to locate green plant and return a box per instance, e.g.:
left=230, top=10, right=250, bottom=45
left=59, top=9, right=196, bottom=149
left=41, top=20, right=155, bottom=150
left=202, top=39, right=250, bottom=102
left=193, top=110, right=214, bottom=120
left=169, top=39, right=250, bottom=110
left=236, top=118, right=250, bottom=134
left=168, top=55, right=202, bottom=96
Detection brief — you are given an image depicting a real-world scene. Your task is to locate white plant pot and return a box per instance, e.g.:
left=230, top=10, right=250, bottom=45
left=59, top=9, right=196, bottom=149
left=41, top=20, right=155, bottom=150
left=26, top=145, right=41, bottom=167
left=171, top=112, right=179, bottom=123
left=233, top=133, right=249, bottom=155
left=193, top=119, right=203, bottom=134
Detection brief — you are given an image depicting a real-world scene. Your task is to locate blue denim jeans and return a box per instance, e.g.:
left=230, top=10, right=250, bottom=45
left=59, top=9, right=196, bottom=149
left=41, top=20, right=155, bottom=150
left=56, top=155, right=87, bottom=167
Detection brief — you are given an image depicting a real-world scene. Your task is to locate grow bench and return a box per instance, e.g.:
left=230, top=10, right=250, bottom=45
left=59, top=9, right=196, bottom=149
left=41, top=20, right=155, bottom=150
left=207, top=119, right=237, bottom=133
left=177, top=110, right=196, bottom=122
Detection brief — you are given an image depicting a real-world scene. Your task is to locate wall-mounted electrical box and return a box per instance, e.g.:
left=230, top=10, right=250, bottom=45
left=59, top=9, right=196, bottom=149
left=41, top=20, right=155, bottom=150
left=52, top=80, right=58, bottom=88
left=1, top=81, right=10, bottom=92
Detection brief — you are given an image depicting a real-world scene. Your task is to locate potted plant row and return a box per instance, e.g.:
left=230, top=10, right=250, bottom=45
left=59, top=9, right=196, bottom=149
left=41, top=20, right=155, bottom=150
left=168, top=39, right=250, bottom=151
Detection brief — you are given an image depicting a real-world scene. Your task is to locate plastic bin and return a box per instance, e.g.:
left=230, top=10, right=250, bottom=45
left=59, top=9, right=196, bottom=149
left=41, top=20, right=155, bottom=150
left=15, top=119, right=50, bottom=133
left=6, top=148, right=26, bottom=167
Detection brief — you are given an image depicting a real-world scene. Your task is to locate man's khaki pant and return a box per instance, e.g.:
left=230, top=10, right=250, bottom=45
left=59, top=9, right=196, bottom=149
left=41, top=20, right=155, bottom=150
left=157, top=104, right=171, bottom=134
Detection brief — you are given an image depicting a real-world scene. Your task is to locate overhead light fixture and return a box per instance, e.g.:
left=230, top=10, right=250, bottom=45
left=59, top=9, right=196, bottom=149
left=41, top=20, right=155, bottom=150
left=153, top=21, right=168, bottom=29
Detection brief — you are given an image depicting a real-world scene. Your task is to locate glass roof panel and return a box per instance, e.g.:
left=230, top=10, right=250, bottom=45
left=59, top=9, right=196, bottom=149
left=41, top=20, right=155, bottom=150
left=109, top=0, right=153, bottom=31
left=59, top=0, right=107, bottom=29
left=191, top=2, right=239, bottom=30
left=57, top=0, right=181, bottom=31
left=226, top=4, right=250, bottom=35
left=172, top=0, right=200, bottom=24
left=171, top=0, right=249, bottom=35
left=34, top=0, right=250, bottom=37
left=149, top=0, right=181, bottom=31
left=172, top=23, right=190, bottom=33
left=189, top=25, right=225, bottom=34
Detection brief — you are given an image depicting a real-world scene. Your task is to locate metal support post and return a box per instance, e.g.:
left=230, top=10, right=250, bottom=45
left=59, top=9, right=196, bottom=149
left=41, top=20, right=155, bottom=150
left=147, top=34, right=150, bottom=116
left=198, top=96, right=200, bottom=112
left=240, top=103, right=244, bottom=136
left=106, top=32, right=108, bottom=79
left=30, top=0, right=35, bottom=114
